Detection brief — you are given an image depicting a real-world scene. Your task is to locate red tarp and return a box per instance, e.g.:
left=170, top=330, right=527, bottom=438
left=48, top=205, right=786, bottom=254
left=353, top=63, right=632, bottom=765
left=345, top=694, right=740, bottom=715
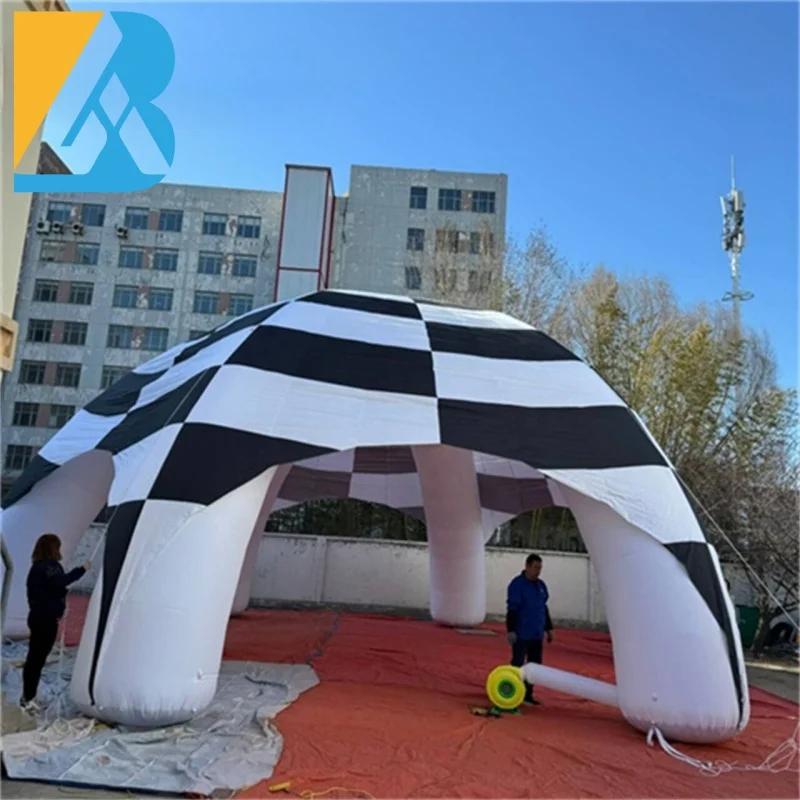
left=63, top=596, right=798, bottom=798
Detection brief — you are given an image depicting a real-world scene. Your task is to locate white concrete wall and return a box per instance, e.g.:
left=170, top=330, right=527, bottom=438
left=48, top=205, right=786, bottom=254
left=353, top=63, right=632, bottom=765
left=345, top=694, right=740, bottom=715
left=70, top=526, right=606, bottom=624
left=67, top=526, right=756, bottom=627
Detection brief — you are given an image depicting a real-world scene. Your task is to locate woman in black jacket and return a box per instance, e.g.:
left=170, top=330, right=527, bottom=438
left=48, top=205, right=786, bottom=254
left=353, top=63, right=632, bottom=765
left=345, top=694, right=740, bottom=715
left=21, top=534, right=90, bottom=711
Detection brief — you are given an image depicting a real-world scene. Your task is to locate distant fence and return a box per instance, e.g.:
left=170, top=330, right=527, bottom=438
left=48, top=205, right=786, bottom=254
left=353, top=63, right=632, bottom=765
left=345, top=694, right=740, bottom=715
left=70, top=526, right=757, bottom=627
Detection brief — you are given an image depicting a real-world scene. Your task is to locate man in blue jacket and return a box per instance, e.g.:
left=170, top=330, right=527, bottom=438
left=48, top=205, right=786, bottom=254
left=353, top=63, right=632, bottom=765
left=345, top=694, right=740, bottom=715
left=506, top=553, right=553, bottom=706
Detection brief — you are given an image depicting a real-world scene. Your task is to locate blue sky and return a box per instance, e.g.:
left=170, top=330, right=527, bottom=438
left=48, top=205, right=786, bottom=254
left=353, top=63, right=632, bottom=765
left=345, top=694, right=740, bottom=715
left=59, top=2, right=798, bottom=387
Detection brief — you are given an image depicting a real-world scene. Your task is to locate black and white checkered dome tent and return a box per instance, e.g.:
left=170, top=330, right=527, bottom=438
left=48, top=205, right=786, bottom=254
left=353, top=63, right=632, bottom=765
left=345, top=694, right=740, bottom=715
left=2, top=289, right=748, bottom=742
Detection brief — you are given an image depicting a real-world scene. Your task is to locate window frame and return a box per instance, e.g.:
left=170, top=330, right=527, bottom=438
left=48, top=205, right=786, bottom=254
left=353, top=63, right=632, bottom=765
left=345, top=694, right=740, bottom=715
left=202, top=213, right=227, bottom=236
left=404, top=266, right=422, bottom=291
left=142, top=327, right=169, bottom=352
left=232, top=255, right=257, bottom=278
left=193, top=291, right=220, bottom=315
left=236, top=215, right=261, bottom=239
left=81, top=203, right=106, bottom=227
left=76, top=243, right=99, bottom=265
left=55, top=362, right=81, bottom=388
left=48, top=404, right=75, bottom=429
left=67, top=282, right=94, bottom=305
left=158, top=209, right=183, bottom=233
left=27, top=319, right=53, bottom=343
left=107, top=325, right=134, bottom=349
left=228, top=294, right=254, bottom=317
left=118, top=246, right=145, bottom=269
left=19, top=360, right=46, bottom=385
left=5, top=444, right=34, bottom=470
left=33, top=280, right=59, bottom=303
left=198, top=252, right=223, bottom=275
left=62, top=321, right=88, bottom=346
left=153, top=248, right=178, bottom=272
left=406, top=228, right=425, bottom=252
left=46, top=201, right=74, bottom=223
left=112, top=285, right=139, bottom=309
left=438, top=189, right=462, bottom=212
left=101, top=365, right=131, bottom=389
left=148, top=288, right=174, bottom=311
left=12, top=401, right=39, bottom=427
left=124, top=207, right=150, bottom=230
left=471, top=191, right=496, bottom=214
left=409, top=186, right=428, bottom=210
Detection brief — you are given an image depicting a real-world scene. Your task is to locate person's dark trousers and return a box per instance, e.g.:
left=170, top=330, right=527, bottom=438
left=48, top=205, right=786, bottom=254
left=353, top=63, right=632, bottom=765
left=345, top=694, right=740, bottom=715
left=22, top=615, right=59, bottom=703
left=510, top=638, right=543, bottom=702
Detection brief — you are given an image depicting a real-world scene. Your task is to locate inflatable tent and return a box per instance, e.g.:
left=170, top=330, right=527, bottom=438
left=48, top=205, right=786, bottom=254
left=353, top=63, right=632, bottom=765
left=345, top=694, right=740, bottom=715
left=1, top=289, right=747, bottom=742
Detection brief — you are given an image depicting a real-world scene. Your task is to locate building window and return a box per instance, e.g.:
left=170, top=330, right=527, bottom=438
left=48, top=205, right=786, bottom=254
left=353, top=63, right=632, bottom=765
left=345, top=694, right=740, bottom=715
left=68, top=282, right=94, bottom=305
left=435, top=228, right=461, bottom=254
left=237, top=216, right=261, bottom=239
left=19, top=361, right=46, bottom=385
left=189, top=329, right=209, bottom=340
left=33, top=280, right=59, bottom=303
left=202, top=213, right=227, bottom=236
left=5, top=445, right=34, bottom=471
left=232, top=255, right=257, bottom=278
left=47, top=201, right=73, bottom=223
left=101, top=366, right=130, bottom=389
left=12, top=402, right=39, bottom=427
left=113, top=286, right=139, bottom=308
left=27, top=319, right=53, bottom=343
left=149, top=288, right=174, bottom=311
left=406, top=228, right=425, bottom=252
left=229, top=294, right=253, bottom=316
left=142, top=327, right=169, bottom=351
left=198, top=252, right=222, bottom=275
left=471, top=191, right=496, bottom=214
left=55, top=363, right=81, bottom=388
left=81, top=203, right=106, bottom=227
left=124, top=207, right=150, bottom=230
left=438, top=189, right=462, bottom=212
left=435, top=268, right=458, bottom=292
left=153, top=249, right=178, bottom=271
left=107, top=325, right=133, bottom=349
left=469, top=232, right=481, bottom=255
left=119, top=246, right=145, bottom=269
left=194, top=291, right=219, bottom=315
left=62, top=321, right=88, bottom=346
left=409, top=187, right=428, bottom=210
left=48, top=404, right=75, bottom=429
left=158, top=209, right=183, bottom=232
left=40, top=240, right=69, bottom=262
left=405, top=266, right=422, bottom=291
left=76, top=243, right=99, bottom=265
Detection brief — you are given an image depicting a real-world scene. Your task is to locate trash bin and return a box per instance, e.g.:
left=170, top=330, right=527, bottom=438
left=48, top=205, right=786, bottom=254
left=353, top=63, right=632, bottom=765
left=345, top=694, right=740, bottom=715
left=735, top=605, right=761, bottom=649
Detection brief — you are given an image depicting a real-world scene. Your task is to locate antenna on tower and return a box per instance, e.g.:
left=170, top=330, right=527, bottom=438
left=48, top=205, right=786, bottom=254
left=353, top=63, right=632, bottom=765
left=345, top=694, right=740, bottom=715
left=720, top=156, right=753, bottom=342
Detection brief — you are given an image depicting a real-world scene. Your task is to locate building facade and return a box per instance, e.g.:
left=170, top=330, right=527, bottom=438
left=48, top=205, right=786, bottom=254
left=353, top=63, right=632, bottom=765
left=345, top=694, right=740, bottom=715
left=1, top=163, right=507, bottom=493
left=1, top=0, right=71, bottom=377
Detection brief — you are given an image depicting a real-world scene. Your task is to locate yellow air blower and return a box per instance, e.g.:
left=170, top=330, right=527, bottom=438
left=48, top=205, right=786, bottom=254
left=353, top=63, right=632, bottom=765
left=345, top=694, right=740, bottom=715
left=485, top=665, right=527, bottom=711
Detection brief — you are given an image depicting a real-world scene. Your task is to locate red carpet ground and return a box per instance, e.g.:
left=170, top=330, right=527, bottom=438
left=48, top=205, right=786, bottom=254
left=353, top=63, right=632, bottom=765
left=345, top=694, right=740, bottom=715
left=63, top=596, right=798, bottom=798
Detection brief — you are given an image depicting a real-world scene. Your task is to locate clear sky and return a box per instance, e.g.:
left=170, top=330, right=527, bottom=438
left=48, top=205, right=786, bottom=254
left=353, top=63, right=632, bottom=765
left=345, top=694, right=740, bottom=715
left=59, top=1, right=799, bottom=388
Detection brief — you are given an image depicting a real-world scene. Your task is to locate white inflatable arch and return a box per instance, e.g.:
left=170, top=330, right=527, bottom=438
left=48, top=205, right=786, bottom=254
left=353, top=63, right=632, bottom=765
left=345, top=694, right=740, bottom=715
left=0, top=290, right=748, bottom=743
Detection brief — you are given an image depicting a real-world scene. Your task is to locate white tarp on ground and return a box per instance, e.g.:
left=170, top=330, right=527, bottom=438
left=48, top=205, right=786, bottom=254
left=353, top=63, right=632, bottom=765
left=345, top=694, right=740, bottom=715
left=1, top=641, right=318, bottom=795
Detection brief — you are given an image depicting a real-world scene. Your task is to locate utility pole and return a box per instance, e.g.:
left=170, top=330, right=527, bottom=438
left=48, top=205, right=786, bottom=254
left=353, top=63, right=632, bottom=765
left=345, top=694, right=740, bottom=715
left=720, top=157, right=753, bottom=408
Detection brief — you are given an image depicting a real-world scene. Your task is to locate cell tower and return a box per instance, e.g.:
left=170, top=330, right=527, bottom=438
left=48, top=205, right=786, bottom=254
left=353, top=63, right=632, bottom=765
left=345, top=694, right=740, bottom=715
left=720, top=156, right=753, bottom=342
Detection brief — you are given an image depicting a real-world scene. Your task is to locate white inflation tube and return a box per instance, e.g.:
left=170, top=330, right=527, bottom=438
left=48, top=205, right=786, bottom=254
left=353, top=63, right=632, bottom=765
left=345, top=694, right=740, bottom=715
left=412, top=445, right=485, bottom=627
left=2, top=451, right=114, bottom=638
left=230, top=464, right=290, bottom=615
left=72, top=465, right=284, bottom=727
left=559, top=483, right=744, bottom=744
left=521, top=663, right=619, bottom=707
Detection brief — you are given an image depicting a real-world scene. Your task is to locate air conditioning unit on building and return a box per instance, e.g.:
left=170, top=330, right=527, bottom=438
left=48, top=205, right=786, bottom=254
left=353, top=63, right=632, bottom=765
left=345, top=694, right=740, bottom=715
left=71, top=222, right=85, bottom=236
left=116, top=225, right=129, bottom=239
left=36, top=220, right=51, bottom=234
left=51, top=221, right=64, bottom=234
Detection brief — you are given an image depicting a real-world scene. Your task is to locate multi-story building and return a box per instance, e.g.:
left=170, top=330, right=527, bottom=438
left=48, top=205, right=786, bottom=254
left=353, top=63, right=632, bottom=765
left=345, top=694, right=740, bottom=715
left=1, top=0, right=71, bottom=377
left=1, top=162, right=507, bottom=494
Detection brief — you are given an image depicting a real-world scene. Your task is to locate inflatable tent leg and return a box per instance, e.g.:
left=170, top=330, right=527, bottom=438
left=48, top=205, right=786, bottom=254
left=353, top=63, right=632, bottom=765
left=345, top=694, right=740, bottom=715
left=71, top=465, right=285, bottom=727
left=230, top=465, right=290, bottom=615
left=412, top=445, right=486, bottom=627
left=1, top=452, right=114, bottom=639
left=560, top=484, right=747, bottom=744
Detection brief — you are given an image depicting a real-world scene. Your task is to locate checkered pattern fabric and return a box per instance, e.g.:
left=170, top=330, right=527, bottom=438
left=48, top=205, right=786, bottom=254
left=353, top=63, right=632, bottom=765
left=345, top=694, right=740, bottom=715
left=4, top=289, right=744, bottom=719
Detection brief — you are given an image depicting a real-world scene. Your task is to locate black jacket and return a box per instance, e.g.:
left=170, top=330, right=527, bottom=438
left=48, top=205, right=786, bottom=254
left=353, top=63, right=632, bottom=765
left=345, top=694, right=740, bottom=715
left=26, top=559, right=86, bottom=620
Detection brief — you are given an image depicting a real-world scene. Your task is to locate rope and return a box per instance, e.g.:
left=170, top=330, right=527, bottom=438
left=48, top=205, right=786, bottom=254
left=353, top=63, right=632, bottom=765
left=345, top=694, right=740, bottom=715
left=646, top=722, right=800, bottom=776
left=678, top=475, right=799, bottom=635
